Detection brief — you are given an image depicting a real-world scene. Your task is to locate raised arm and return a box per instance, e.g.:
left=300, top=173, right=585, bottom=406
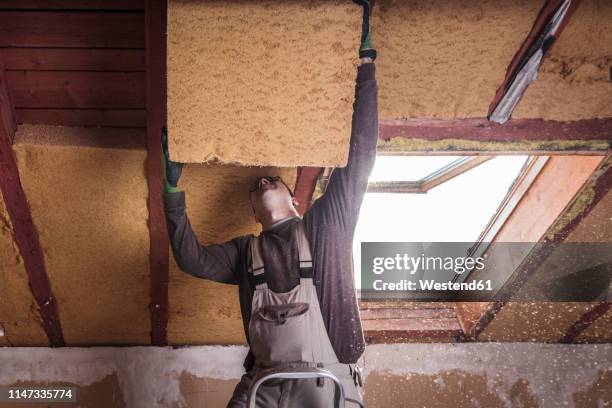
left=305, top=61, right=378, bottom=232
left=163, top=193, right=240, bottom=284
left=162, top=130, right=239, bottom=284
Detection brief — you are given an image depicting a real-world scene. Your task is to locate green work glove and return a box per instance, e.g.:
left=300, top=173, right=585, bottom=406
left=353, top=0, right=376, bottom=61
left=161, top=127, right=183, bottom=194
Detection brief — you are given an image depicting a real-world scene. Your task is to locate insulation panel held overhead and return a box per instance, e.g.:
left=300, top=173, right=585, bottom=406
left=167, top=0, right=361, bottom=166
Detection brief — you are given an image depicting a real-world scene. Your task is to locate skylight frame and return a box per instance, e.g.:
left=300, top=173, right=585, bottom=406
left=366, top=156, right=494, bottom=194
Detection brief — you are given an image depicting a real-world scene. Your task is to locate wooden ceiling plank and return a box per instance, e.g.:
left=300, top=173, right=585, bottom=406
left=0, top=11, right=144, bottom=48
left=2, top=48, right=145, bottom=72
left=15, top=108, right=146, bottom=128
left=145, top=0, right=169, bottom=346
left=6, top=71, right=145, bottom=109
left=487, top=0, right=582, bottom=117
left=0, top=60, right=64, bottom=347
left=0, top=0, right=144, bottom=10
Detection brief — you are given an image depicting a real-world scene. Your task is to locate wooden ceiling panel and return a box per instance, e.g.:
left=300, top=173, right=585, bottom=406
left=0, top=4, right=145, bottom=128
left=6, top=71, right=145, bottom=109
left=0, top=0, right=144, bottom=10
left=0, top=11, right=144, bottom=48
left=1, top=48, right=145, bottom=72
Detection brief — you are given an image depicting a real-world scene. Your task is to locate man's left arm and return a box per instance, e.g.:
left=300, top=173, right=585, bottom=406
left=306, top=61, right=378, bottom=232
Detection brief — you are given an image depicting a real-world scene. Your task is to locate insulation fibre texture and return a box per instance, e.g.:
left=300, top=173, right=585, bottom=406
left=513, top=0, right=612, bottom=120
left=167, top=0, right=360, bottom=166
left=14, top=127, right=151, bottom=345
left=169, top=163, right=296, bottom=345
left=0, top=196, right=49, bottom=346
left=577, top=307, right=612, bottom=342
left=375, top=0, right=542, bottom=119
left=479, top=302, right=595, bottom=342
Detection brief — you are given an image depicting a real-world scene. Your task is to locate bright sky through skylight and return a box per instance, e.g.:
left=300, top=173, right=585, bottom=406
left=353, top=155, right=529, bottom=286
left=367, top=156, right=460, bottom=181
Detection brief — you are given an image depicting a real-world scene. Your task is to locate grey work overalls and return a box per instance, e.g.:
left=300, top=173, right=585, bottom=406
left=227, top=220, right=364, bottom=408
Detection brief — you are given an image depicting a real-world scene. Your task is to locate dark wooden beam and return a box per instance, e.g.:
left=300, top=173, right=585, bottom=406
left=470, top=155, right=612, bottom=340
left=6, top=71, right=145, bottom=109
left=0, top=64, right=16, bottom=138
left=145, top=0, right=169, bottom=346
left=379, top=118, right=612, bottom=142
left=0, top=11, right=144, bottom=48
left=487, top=0, right=581, bottom=117
left=15, top=108, right=146, bottom=128
left=2, top=48, right=145, bottom=72
left=560, top=302, right=611, bottom=343
left=0, top=59, right=64, bottom=346
left=294, top=167, right=323, bottom=215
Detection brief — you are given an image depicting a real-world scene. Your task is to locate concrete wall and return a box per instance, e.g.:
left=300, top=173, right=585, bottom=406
left=1, top=343, right=610, bottom=407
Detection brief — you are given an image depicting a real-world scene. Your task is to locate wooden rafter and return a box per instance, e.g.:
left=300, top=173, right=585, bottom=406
left=294, top=167, right=323, bottom=216
left=560, top=302, right=611, bottom=343
left=145, top=0, right=169, bottom=346
left=487, top=0, right=582, bottom=117
left=0, top=58, right=64, bottom=346
left=296, top=116, right=611, bottom=210
left=379, top=118, right=612, bottom=143
left=469, top=155, right=612, bottom=340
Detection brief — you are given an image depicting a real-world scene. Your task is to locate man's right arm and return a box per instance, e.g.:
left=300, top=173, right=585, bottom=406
left=162, top=129, right=240, bottom=284
left=164, top=192, right=240, bottom=284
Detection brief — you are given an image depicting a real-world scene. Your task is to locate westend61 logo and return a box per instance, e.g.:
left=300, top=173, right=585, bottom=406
left=360, top=242, right=496, bottom=301
left=370, top=252, right=490, bottom=292
left=360, top=242, right=612, bottom=302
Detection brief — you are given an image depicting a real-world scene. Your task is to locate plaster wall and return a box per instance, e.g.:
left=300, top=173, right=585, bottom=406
left=1, top=343, right=610, bottom=408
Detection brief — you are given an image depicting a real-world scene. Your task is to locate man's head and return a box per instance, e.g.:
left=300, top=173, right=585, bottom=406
left=249, top=176, right=299, bottom=225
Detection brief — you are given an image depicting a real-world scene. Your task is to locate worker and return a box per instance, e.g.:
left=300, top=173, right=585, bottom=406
left=162, top=1, right=377, bottom=406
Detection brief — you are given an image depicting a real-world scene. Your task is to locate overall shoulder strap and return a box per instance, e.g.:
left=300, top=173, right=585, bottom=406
left=248, top=235, right=267, bottom=287
left=296, top=220, right=313, bottom=279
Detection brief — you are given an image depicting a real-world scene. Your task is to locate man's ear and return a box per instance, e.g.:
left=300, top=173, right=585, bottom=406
left=292, top=197, right=299, bottom=208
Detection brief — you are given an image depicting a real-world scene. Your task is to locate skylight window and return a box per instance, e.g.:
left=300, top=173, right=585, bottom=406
left=353, top=155, right=532, bottom=288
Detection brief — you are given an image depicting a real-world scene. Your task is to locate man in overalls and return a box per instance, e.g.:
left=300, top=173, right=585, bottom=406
left=163, top=2, right=377, bottom=406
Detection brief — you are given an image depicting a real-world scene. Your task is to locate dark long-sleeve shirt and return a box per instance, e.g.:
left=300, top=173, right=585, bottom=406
left=163, top=63, right=378, bottom=370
